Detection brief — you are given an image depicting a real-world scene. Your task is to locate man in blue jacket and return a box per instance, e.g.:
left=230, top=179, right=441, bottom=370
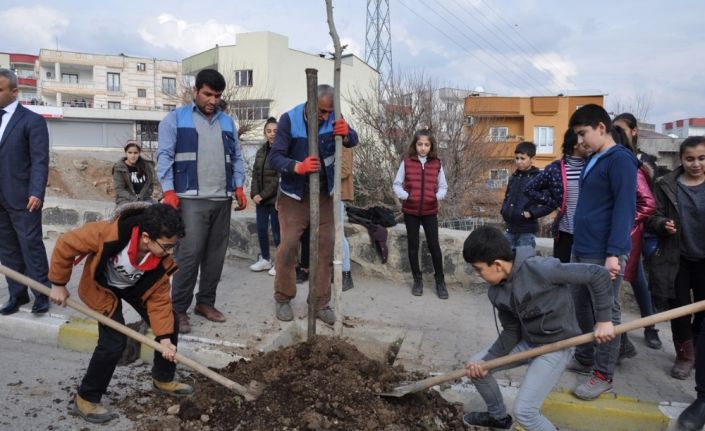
left=0, top=68, right=51, bottom=315
left=156, top=69, right=246, bottom=333
left=268, top=85, right=358, bottom=324
left=566, top=104, right=637, bottom=400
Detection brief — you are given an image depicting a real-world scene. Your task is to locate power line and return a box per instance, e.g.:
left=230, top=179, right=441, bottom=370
left=428, top=0, right=554, bottom=94
left=396, top=0, right=529, bottom=94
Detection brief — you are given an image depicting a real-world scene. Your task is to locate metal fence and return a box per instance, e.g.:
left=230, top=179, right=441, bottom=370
left=438, top=217, right=486, bottom=231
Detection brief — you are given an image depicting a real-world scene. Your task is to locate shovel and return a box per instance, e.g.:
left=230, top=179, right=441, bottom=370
left=0, top=263, right=263, bottom=401
left=381, top=300, right=705, bottom=397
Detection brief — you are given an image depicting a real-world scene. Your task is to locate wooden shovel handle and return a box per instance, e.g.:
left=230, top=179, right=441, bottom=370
left=0, top=263, right=258, bottom=401
left=413, top=300, right=705, bottom=393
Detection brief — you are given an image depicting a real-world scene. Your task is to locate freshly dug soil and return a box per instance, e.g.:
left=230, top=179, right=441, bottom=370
left=120, top=336, right=465, bottom=430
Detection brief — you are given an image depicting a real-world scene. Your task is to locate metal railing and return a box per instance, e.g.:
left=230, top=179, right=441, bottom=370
left=438, top=217, right=486, bottom=231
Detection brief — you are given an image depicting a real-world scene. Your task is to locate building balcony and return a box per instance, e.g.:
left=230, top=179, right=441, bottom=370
left=41, top=79, right=96, bottom=96
left=17, top=77, right=37, bottom=87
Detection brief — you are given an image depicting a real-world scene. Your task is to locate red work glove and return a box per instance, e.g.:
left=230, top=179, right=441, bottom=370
left=333, top=118, right=349, bottom=137
left=294, top=156, right=321, bottom=175
left=162, top=190, right=179, bottom=209
left=234, top=187, right=247, bottom=210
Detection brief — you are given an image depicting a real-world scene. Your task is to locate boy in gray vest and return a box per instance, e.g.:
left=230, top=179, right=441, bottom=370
left=461, top=226, right=615, bottom=431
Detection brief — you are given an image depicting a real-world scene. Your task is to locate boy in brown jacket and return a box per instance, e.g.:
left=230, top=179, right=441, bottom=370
left=48, top=203, right=192, bottom=424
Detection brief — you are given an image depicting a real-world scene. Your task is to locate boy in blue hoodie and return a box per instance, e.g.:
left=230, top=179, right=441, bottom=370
left=462, top=226, right=614, bottom=431
left=566, top=104, right=637, bottom=400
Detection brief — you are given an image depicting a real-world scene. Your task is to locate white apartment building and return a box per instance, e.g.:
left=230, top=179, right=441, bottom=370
left=31, top=49, right=183, bottom=150
left=662, top=117, right=705, bottom=138
left=182, top=31, right=379, bottom=144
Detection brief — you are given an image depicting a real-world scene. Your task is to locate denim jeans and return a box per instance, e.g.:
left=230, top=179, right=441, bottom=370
left=630, top=257, right=655, bottom=318
left=339, top=202, right=351, bottom=272
left=470, top=340, right=572, bottom=431
left=570, top=255, right=627, bottom=379
left=255, top=204, right=280, bottom=260
left=505, top=232, right=536, bottom=249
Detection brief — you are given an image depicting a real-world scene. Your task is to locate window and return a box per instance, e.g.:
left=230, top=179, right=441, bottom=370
left=489, top=127, right=509, bottom=142
left=137, top=62, right=146, bottom=71
left=234, top=69, right=253, bottom=87
left=533, top=126, right=555, bottom=154
left=107, top=101, right=121, bottom=110
left=62, top=73, right=78, bottom=84
left=107, top=72, right=121, bottom=92
left=487, top=169, right=509, bottom=189
left=163, top=104, right=176, bottom=111
left=137, top=88, right=147, bottom=98
left=231, top=99, right=271, bottom=121
left=162, top=77, right=176, bottom=95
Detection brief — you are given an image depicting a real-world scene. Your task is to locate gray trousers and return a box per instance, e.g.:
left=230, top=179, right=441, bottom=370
left=570, top=255, right=627, bottom=379
left=171, top=198, right=231, bottom=313
left=471, top=340, right=571, bottom=431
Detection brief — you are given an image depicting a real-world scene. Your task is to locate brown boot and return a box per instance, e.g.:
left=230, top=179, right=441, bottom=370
left=176, top=312, right=191, bottom=334
left=70, top=394, right=118, bottom=424
left=153, top=379, right=194, bottom=397
left=671, top=339, right=695, bottom=379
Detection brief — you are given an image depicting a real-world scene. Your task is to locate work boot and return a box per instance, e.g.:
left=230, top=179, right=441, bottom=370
left=275, top=302, right=293, bottom=321
left=176, top=312, right=191, bottom=334
left=617, top=333, right=637, bottom=364
left=317, top=306, right=336, bottom=325
left=412, top=275, right=423, bottom=296
left=342, top=271, right=354, bottom=291
left=678, top=398, right=705, bottom=431
left=565, top=356, right=593, bottom=375
left=671, top=339, right=695, bottom=379
left=644, top=326, right=662, bottom=349
left=435, top=275, right=448, bottom=299
left=153, top=379, right=194, bottom=397
left=462, top=412, right=512, bottom=429
left=573, top=370, right=613, bottom=400
left=70, top=394, right=118, bottom=424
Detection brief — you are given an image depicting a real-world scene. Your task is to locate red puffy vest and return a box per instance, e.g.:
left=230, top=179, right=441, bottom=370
left=401, top=156, right=441, bottom=216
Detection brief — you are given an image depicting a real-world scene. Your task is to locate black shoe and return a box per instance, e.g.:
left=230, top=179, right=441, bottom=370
left=296, top=267, right=309, bottom=284
left=644, top=326, right=662, bottom=349
left=31, top=294, right=50, bottom=314
left=342, top=271, right=354, bottom=291
left=462, top=412, right=512, bottom=429
left=435, top=277, right=448, bottom=299
left=0, top=294, right=30, bottom=315
left=412, top=276, right=423, bottom=296
left=618, top=333, right=637, bottom=363
left=678, top=398, right=705, bottom=431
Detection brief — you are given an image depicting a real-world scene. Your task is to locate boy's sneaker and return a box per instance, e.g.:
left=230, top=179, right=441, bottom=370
left=573, top=371, right=613, bottom=400
left=268, top=266, right=276, bottom=276
left=617, top=333, right=637, bottom=364
left=153, top=379, right=194, bottom=397
left=644, top=327, right=662, bottom=349
left=250, top=257, right=272, bottom=272
left=342, top=271, right=354, bottom=291
left=565, top=356, right=592, bottom=375
left=70, top=394, right=118, bottom=424
left=462, top=411, right=512, bottom=429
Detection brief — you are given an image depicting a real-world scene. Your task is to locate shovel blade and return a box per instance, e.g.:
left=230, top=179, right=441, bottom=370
left=379, top=381, right=419, bottom=398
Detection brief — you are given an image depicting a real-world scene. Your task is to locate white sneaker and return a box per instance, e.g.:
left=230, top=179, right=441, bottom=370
left=249, top=257, right=272, bottom=272
left=268, top=266, right=276, bottom=276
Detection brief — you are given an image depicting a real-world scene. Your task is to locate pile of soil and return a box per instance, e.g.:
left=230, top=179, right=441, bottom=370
left=121, top=336, right=465, bottom=430
left=47, top=152, right=115, bottom=201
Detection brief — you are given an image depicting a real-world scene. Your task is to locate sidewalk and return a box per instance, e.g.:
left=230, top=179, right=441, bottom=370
left=0, top=237, right=697, bottom=431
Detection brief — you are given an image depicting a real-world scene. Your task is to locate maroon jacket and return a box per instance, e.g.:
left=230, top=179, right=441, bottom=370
left=401, top=156, right=441, bottom=216
left=624, top=165, right=656, bottom=282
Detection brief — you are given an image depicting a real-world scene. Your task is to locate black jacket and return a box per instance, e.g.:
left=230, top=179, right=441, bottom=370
left=250, top=142, right=279, bottom=206
left=500, top=167, right=551, bottom=234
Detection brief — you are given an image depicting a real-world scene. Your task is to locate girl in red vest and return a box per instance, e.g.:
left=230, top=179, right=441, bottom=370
left=393, top=129, right=448, bottom=299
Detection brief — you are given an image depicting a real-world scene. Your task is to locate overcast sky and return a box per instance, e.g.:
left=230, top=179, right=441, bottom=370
left=2, top=0, right=703, bottom=132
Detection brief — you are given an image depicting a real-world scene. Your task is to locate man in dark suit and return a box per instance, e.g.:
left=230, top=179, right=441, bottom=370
left=0, top=68, right=50, bottom=315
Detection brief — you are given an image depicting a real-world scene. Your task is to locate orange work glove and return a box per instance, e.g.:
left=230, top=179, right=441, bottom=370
left=333, top=118, right=349, bottom=137
left=162, top=190, right=179, bottom=209
left=294, top=156, right=321, bottom=175
left=234, top=187, right=247, bottom=210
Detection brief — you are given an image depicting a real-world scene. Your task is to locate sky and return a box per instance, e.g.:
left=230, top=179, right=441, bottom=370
left=2, top=0, right=703, bottom=132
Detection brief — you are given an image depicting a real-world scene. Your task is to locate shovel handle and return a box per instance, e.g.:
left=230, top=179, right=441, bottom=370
left=412, top=300, right=705, bottom=393
left=0, top=263, right=258, bottom=401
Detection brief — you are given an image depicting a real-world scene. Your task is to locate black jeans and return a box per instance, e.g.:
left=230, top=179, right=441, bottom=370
left=78, top=296, right=179, bottom=403
left=404, top=213, right=444, bottom=279
left=669, top=256, right=705, bottom=343
left=552, top=231, right=573, bottom=263
left=696, top=320, right=705, bottom=399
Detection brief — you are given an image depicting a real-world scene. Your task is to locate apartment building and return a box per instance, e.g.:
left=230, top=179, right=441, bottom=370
left=182, top=31, right=379, bottom=144
left=0, top=52, right=39, bottom=104
left=30, top=49, right=182, bottom=150
left=662, top=117, right=705, bottom=138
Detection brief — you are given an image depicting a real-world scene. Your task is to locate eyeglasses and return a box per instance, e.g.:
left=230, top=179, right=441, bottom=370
left=152, top=239, right=177, bottom=254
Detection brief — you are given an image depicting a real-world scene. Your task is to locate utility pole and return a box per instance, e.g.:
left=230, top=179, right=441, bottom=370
left=365, top=0, right=393, bottom=101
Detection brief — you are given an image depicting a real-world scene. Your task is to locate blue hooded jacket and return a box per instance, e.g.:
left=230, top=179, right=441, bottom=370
left=572, top=144, right=637, bottom=258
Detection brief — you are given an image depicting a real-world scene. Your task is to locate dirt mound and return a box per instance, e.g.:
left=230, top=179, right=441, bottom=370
left=47, top=152, right=115, bottom=201
left=121, top=336, right=465, bottom=430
